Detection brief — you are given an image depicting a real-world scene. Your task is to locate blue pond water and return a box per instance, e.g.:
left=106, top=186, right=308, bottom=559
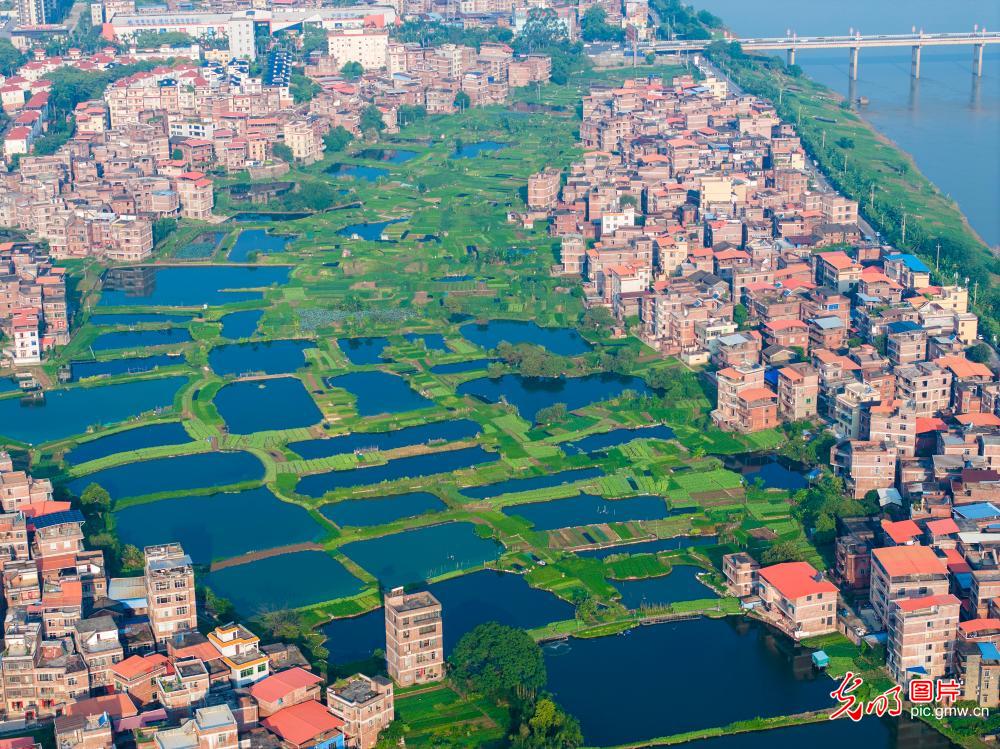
left=67, top=450, right=264, bottom=501
left=544, top=617, right=834, bottom=745
left=297, top=446, right=500, bottom=497
left=115, top=486, right=323, bottom=565
left=322, top=570, right=574, bottom=665
left=231, top=212, right=310, bottom=223
left=356, top=148, right=418, bottom=163
left=220, top=310, right=263, bottom=340
left=337, top=218, right=406, bottom=241
left=337, top=337, right=391, bottom=364
left=327, top=163, right=389, bottom=182
left=504, top=493, right=668, bottom=530
left=206, top=551, right=364, bottom=615
left=340, top=522, right=499, bottom=587
left=0, top=377, right=18, bottom=393
left=289, top=419, right=481, bottom=458
left=429, top=359, right=496, bottom=375
left=745, top=460, right=809, bottom=491
left=403, top=332, right=448, bottom=352
left=228, top=229, right=292, bottom=262
left=326, top=371, right=434, bottom=416
left=0, top=376, right=187, bottom=445
left=70, top=355, right=183, bottom=382
left=564, top=425, right=676, bottom=455
left=209, top=339, right=315, bottom=376
left=90, top=313, right=194, bottom=325
left=612, top=566, right=716, bottom=609
left=458, top=373, right=651, bottom=422
left=98, top=266, right=289, bottom=307
left=65, top=422, right=191, bottom=466
left=576, top=535, right=718, bottom=560
left=215, top=377, right=322, bottom=434
left=451, top=141, right=507, bottom=158
left=320, top=491, right=446, bottom=528
left=435, top=275, right=473, bottom=282
left=459, top=320, right=592, bottom=356
left=462, top=466, right=602, bottom=499
left=91, top=328, right=192, bottom=351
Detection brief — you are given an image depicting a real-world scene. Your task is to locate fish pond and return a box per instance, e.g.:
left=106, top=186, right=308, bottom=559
left=337, top=336, right=391, bottom=364
left=99, top=266, right=290, bottom=308
left=0, top=376, right=187, bottom=445
left=503, top=493, right=668, bottom=530
left=70, top=355, right=183, bottom=382
left=89, top=313, right=194, bottom=325
left=458, top=373, right=651, bottom=423
left=228, top=229, right=293, bottom=262
left=325, top=372, right=434, bottom=416
left=65, top=422, right=192, bottom=466
left=219, top=310, right=263, bottom=340
left=326, top=163, right=389, bottom=182
left=462, top=466, right=602, bottom=499
left=320, top=491, right=446, bottom=528
left=459, top=320, right=592, bottom=356
left=340, top=523, right=500, bottom=587
left=90, top=328, right=192, bottom=352
left=115, top=486, right=324, bottom=565
left=451, top=141, right=507, bottom=158
left=215, top=377, right=322, bottom=434
left=206, top=551, right=364, bottom=615
left=322, top=570, right=573, bottom=665
left=355, top=148, right=418, bottom=163
left=209, top=339, right=315, bottom=376
left=336, top=218, right=407, bottom=242
left=289, top=419, right=480, bottom=458
left=297, top=446, right=499, bottom=497
left=612, top=566, right=716, bottom=609
left=68, top=450, right=264, bottom=501
left=544, top=617, right=834, bottom=745
left=403, top=332, right=448, bottom=352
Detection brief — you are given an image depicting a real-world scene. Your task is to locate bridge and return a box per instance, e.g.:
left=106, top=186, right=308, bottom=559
left=645, top=31, right=1000, bottom=79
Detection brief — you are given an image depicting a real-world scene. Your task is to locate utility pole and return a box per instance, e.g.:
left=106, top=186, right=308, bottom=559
left=900, top=209, right=907, bottom=245
left=869, top=183, right=875, bottom=209
left=935, top=242, right=941, bottom=271
left=821, top=130, right=825, bottom=149
left=973, top=278, right=978, bottom=306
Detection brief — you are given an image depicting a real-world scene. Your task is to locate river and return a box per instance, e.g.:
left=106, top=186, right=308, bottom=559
left=695, top=0, right=1000, bottom=247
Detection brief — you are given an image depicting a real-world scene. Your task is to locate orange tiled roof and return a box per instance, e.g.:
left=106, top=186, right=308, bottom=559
left=872, top=545, right=947, bottom=578
left=758, top=561, right=836, bottom=600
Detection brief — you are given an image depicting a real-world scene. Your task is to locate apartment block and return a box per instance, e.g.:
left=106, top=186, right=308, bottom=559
left=144, top=544, right=197, bottom=644
left=722, top=552, right=759, bottom=597
left=327, top=673, right=395, bottom=749
left=895, top=362, right=953, bottom=417
left=886, top=594, right=960, bottom=684
left=756, top=561, right=838, bottom=638
left=384, top=587, right=443, bottom=686
left=870, top=546, right=950, bottom=629
left=777, top=363, right=818, bottom=422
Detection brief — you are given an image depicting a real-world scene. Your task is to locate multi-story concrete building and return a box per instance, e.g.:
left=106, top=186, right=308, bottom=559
left=831, top=440, right=898, bottom=498
left=777, top=363, right=818, bottom=422
left=870, top=545, right=950, bottom=628
left=144, top=544, right=197, bottom=645
left=756, top=561, right=838, bottom=638
left=384, top=587, right=442, bottom=686
left=208, top=623, right=269, bottom=687
left=835, top=517, right=878, bottom=590
left=886, top=594, right=960, bottom=684
left=327, top=673, right=395, bottom=749
left=895, top=362, right=953, bottom=417
left=328, top=28, right=389, bottom=70
left=527, top=168, right=561, bottom=209
left=722, top=552, right=759, bottom=597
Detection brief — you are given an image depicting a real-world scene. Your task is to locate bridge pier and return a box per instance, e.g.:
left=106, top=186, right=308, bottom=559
left=787, top=47, right=796, bottom=67
left=911, top=45, right=922, bottom=78
left=849, top=46, right=859, bottom=80
left=973, top=43, right=984, bottom=76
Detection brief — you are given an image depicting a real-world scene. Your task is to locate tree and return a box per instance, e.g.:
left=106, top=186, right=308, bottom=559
left=536, top=403, right=568, bottom=425
left=397, top=105, right=427, bottom=127
left=300, top=24, right=328, bottom=57
left=340, top=61, right=364, bottom=80
left=836, top=136, right=856, bottom=150
left=645, top=52, right=656, bottom=65
left=453, top=90, right=471, bottom=111
left=153, top=218, right=177, bottom=246
left=581, top=306, right=613, bottom=331
left=967, top=343, right=992, bottom=364
left=290, top=73, right=320, bottom=104
left=0, top=40, right=25, bottom=77
left=515, top=8, right=569, bottom=54
left=120, top=544, right=144, bottom=573
left=580, top=6, right=624, bottom=43
left=171, top=148, right=183, bottom=160
left=359, top=105, right=386, bottom=135
left=449, top=622, right=546, bottom=698
left=323, top=126, right=353, bottom=153
left=80, top=483, right=111, bottom=513
left=733, top=303, right=749, bottom=327
left=272, top=142, right=294, bottom=162
left=511, top=697, right=583, bottom=748
left=761, top=541, right=805, bottom=565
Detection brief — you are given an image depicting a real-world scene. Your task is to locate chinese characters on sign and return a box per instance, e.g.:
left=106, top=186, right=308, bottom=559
left=829, top=672, right=962, bottom=721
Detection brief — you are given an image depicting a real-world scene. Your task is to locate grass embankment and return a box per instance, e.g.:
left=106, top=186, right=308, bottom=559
left=707, top=44, right=998, bottom=337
